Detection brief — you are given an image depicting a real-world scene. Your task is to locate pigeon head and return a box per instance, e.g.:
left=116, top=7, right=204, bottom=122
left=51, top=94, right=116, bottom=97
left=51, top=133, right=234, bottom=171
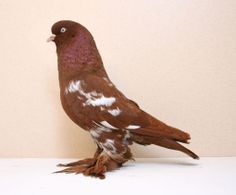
left=48, top=20, right=90, bottom=47
left=48, top=20, right=103, bottom=71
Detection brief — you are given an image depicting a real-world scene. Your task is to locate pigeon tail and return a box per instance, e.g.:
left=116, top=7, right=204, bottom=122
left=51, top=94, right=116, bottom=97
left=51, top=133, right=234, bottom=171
left=130, top=126, right=199, bottom=159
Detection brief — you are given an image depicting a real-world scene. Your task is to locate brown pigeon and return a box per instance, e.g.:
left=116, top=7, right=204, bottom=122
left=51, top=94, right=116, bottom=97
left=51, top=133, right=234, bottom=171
left=48, top=20, right=199, bottom=179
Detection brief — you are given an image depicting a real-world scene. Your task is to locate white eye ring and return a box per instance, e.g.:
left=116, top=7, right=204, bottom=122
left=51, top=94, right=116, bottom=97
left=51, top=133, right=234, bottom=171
left=60, top=27, right=67, bottom=33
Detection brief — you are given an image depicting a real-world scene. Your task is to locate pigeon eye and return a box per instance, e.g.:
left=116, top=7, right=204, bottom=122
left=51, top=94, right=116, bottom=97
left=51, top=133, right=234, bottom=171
left=60, top=27, right=67, bottom=33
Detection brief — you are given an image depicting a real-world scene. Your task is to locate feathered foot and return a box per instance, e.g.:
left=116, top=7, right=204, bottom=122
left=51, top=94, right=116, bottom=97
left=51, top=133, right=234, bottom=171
left=54, top=150, right=122, bottom=179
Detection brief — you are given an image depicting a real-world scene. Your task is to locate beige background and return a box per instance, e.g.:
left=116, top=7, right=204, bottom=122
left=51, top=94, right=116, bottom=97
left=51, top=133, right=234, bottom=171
left=0, top=0, right=235, bottom=158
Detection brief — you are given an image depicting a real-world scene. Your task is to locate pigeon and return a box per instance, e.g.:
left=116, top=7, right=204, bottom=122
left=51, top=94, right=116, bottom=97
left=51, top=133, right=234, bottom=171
left=48, top=20, right=199, bottom=179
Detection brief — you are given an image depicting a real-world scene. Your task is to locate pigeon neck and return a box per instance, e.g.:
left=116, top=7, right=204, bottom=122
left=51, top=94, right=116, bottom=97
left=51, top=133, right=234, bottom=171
left=57, top=44, right=108, bottom=83
left=57, top=36, right=104, bottom=73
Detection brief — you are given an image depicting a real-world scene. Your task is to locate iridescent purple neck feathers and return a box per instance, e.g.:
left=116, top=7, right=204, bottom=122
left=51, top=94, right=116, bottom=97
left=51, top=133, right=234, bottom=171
left=56, top=30, right=103, bottom=72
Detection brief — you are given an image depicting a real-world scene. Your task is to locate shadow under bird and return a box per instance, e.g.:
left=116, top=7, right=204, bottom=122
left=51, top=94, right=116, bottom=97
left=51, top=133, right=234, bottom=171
left=47, top=20, right=199, bottom=179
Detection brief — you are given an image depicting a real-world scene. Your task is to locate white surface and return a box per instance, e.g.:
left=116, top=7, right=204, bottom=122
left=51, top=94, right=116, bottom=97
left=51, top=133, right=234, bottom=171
left=0, top=158, right=235, bottom=195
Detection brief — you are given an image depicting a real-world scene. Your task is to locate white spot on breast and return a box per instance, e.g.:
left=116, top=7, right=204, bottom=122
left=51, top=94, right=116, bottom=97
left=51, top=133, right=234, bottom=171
left=100, top=121, right=118, bottom=129
left=86, top=96, right=116, bottom=107
left=107, top=107, right=121, bottom=116
left=65, top=80, right=81, bottom=94
left=126, top=125, right=140, bottom=129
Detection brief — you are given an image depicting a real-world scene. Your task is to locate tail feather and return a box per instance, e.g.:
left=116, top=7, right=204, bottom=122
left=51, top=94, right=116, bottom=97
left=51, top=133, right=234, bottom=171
left=131, top=134, right=199, bottom=159
left=130, top=112, right=199, bottom=159
left=151, top=137, right=199, bottom=159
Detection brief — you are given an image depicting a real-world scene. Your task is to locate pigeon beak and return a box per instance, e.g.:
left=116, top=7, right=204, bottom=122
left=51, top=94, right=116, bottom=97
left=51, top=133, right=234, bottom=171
left=47, top=35, right=56, bottom=42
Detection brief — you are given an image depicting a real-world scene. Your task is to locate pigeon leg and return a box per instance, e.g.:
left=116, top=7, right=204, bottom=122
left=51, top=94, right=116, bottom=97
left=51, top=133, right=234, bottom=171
left=82, top=152, right=122, bottom=179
